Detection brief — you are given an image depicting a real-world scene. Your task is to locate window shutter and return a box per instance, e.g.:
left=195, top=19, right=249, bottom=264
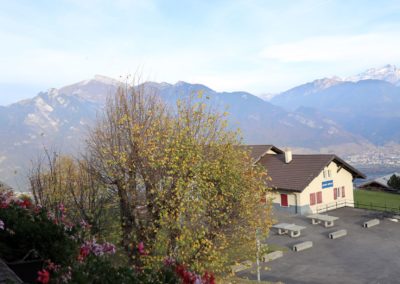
left=310, top=193, right=316, bottom=205
left=317, top=191, right=322, bottom=204
left=334, top=188, right=337, bottom=200
left=342, top=186, right=345, bottom=197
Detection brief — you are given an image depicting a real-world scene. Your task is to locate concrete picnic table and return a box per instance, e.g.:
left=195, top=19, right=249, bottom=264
left=307, top=214, right=339, bottom=228
left=272, top=223, right=306, bottom=238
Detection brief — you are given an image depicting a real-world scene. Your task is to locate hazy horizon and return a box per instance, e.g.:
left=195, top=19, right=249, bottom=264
left=1, top=1, right=400, bottom=105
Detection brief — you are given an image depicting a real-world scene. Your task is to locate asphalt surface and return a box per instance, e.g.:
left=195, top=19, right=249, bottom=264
left=238, top=207, right=400, bottom=284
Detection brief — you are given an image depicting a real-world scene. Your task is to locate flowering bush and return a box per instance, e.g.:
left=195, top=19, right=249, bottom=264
left=77, top=239, right=116, bottom=261
left=1, top=189, right=216, bottom=283
left=0, top=192, right=78, bottom=264
left=63, top=255, right=214, bottom=284
left=37, top=269, right=50, bottom=284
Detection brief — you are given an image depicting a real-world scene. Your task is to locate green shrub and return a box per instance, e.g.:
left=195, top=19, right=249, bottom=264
left=0, top=201, right=77, bottom=264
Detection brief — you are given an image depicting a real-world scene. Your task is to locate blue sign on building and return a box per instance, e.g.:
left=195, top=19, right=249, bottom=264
left=322, top=180, right=333, bottom=189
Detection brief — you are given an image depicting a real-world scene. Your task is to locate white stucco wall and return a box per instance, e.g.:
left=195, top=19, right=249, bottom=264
left=268, top=161, right=355, bottom=214
left=269, top=191, right=298, bottom=205
left=300, top=161, right=354, bottom=214
left=268, top=190, right=300, bottom=214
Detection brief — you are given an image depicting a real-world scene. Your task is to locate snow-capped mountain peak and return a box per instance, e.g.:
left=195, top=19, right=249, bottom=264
left=346, top=64, right=400, bottom=85
left=92, top=74, right=123, bottom=86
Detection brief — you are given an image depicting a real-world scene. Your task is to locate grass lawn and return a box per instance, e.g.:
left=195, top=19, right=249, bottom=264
left=354, top=189, right=400, bottom=211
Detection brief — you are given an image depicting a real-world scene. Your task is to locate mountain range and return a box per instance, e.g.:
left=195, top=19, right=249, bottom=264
left=1, top=65, right=400, bottom=189
left=271, top=65, right=400, bottom=145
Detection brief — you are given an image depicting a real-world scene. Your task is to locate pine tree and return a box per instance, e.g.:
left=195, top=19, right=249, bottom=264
left=388, top=174, right=400, bottom=190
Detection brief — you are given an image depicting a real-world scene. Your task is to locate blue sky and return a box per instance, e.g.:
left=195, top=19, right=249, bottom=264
left=1, top=0, right=400, bottom=105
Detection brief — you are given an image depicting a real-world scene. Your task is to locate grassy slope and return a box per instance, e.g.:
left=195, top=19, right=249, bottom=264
left=354, top=190, right=400, bottom=210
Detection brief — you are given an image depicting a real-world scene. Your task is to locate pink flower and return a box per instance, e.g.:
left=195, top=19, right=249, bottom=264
left=78, top=239, right=116, bottom=260
left=138, top=242, right=147, bottom=255
left=47, top=212, right=55, bottom=221
left=91, top=242, right=104, bottom=256
left=60, top=266, right=72, bottom=283
left=174, top=263, right=215, bottom=284
left=58, top=203, right=65, bottom=213
left=0, top=219, right=4, bottom=230
left=45, top=260, right=60, bottom=272
left=37, top=269, right=50, bottom=284
left=79, top=219, right=92, bottom=231
left=202, top=271, right=215, bottom=284
left=22, top=199, right=31, bottom=208
left=102, top=242, right=116, bottom=254
left=34, top=205, right=42, bottom=214
left=78, top=243, right=91, bottom=261
left=163, top=257, right=176, bottom=266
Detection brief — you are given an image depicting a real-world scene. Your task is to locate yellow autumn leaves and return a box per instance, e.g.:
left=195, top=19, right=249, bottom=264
left=31, top=84, right=273, bottom=275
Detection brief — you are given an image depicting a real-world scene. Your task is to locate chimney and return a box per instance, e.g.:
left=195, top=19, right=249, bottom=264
left=284, top=148, right=292, bottom=163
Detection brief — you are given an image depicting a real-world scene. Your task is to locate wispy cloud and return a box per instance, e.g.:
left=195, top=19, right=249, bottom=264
left=260, top=33, right=400, bottom=63
left=1, top=1, right=400, bottom=104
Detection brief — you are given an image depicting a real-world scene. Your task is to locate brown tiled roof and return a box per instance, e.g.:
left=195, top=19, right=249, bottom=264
left=258, top=153, right=366, bottom=192
left=240, top=145, right=283, bottom=162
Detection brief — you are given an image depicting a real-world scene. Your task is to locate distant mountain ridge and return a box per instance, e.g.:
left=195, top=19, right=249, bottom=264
left=2, top=64, right=400, bottom=189
left=271, top=64, right=400, bottom=145
left=0, top=75, right=371, bottom=190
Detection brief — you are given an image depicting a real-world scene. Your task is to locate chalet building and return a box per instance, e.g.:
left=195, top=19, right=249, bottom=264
left=358, top=173, right=400, bottom=192
left=244, top=145, right=366, bottom=215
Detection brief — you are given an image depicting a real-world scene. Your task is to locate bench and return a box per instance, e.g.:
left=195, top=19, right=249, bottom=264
left=363, top=219, right=380, bottom=228
left=272, top=223, right=306, bottom=238
left=262, top=251, right=283, bottom=262
left=292, top=241, right=313, bottom=252
left=307, top=214, right=339, bottom=228
left=230, top=260, right=253, bottom=273
left=393, top=215, right=400, bottom=221
left=329, top=229, right=347, bottom=239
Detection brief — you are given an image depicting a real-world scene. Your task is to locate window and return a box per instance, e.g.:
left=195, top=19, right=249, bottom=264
left=323, top=169, right=331, bottom=179
left=317, top=191, right=322, bottom=204
left=310, top=193, right=316, bottom=206
left=334, top=187, right=344, bottom=199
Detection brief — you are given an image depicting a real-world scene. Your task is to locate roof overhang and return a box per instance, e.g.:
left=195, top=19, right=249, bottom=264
left=358, top=181, right=389, bottom=188
left=331, top=156, right=366, bottom=179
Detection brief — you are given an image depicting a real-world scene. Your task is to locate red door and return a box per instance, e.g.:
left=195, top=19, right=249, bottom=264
left=280, top=194, right=288, bottom=207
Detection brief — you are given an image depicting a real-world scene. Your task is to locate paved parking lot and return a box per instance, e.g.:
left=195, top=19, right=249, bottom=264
left=238, top=207, right=400, bottom=284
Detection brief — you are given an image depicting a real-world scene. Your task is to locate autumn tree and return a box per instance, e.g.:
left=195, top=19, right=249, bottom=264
left=87, top=82, right=272, bottom=273
left=29, top=150, right=114, bottom=236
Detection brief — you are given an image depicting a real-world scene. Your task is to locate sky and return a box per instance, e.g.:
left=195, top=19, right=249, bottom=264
left=1, top=0, right=400, bottom=105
